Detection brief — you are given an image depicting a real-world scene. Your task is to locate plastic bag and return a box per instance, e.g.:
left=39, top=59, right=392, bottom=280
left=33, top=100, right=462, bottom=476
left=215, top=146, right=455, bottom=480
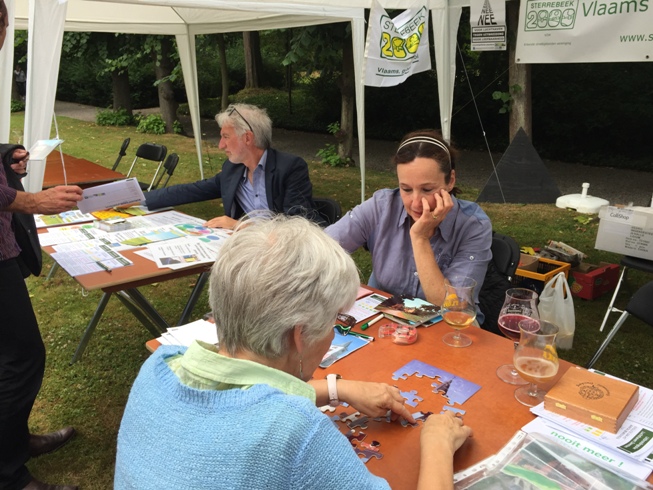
left=538, top=272, right=575, bottom=349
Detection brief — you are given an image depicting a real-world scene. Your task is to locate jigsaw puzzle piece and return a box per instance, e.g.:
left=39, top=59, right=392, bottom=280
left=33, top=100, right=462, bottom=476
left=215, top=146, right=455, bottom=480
left=344, top=430, right=367, bottom=445
left=400, top=389, right=423, bottom=407
left=339, top=411, right=361, bottom=424
left=359, top=440, right=381, bottom=452
left=348, top=416, right=370, bottom=430
left=441, top=405, right=466, bottom=417
left=401, top=410, right=433, bottom=427
left=373, top=410, right=392, bottom=423
left=355, top=448, right=383, bottom=463
left=391, top=359, right=451, bottom=381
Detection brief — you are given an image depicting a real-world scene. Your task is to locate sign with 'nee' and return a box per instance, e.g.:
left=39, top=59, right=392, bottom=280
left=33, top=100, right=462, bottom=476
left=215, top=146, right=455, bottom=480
left=470, top=0, right=507, bottom=50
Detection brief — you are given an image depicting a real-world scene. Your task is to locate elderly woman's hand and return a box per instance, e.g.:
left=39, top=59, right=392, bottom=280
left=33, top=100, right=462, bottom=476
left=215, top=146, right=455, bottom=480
left=337, top=380, right=416, bottom=424
left=421, top=411, right=471, bottom=454
left=410, top=189, right=454, bottom=241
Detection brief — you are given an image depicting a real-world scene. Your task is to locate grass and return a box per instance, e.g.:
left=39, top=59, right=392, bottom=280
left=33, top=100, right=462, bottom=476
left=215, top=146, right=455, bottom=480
left=10, top=114, right=652, bottom=488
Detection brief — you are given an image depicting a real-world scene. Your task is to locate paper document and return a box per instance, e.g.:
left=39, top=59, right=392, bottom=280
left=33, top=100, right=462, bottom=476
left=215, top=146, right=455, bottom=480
left=157, top=320, right=218, bottom=347
left=35, top=210, right=95, bottom=228
left=522, top=417, right=652, bottom=481
left=50, top=244, right=133, bottom=276
left=29, top=139, right=63, bottom=160
left=344, top=293, right=388, bottom=323
left=531, top=402, right=653, bottom=463
left=78, top=178, right=145, bottom=214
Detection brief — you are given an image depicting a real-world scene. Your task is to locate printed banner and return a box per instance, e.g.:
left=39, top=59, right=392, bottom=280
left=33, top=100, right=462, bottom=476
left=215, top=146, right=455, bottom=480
left=470, top=0, right=507, bottom=50
left=364, top=0, right=431, bottom=87
left=516, top=0, right=653, bottom=62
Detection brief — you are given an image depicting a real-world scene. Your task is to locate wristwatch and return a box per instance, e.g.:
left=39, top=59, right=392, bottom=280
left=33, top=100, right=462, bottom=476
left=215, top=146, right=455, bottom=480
left=326, top=373, right=342, bottom=407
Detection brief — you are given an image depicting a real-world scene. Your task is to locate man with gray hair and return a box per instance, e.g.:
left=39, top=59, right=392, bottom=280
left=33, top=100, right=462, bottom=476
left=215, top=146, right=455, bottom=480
left=142, top=103, right=324, bottom=228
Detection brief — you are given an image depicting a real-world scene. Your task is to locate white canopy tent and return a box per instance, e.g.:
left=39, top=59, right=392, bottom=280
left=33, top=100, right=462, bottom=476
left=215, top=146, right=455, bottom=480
left=0, top=0, right=463, bottom=201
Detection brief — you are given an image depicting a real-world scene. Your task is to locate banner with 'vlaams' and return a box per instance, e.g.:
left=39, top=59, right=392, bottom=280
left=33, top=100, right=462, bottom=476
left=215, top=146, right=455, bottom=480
left=516, top=0, right=653, bottom=62
left=364, top=0, right=431, bottom=87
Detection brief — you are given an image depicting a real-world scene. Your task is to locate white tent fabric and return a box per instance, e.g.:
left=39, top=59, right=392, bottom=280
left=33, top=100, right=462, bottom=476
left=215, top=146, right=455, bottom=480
left=3, top=0, right=463, bottom=202
left=0, top=0, right=15, bottom=142
left=21, top=0, right=67, bottom=192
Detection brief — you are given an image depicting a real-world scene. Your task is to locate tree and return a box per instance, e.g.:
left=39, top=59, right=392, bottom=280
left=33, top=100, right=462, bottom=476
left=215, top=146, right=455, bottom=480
left=216, top=34, right=230, bottom=110
left=243, top=31, right=263, bottom=89
left=507, top=0, right=532, bottom=140
left=150, top=36, right=180, bottom=134
left=284, top=23, right=355, bottom=163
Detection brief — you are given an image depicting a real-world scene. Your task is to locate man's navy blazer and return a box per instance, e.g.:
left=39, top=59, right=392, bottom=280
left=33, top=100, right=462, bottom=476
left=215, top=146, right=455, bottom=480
left=144, top=148, right=322, bottom=224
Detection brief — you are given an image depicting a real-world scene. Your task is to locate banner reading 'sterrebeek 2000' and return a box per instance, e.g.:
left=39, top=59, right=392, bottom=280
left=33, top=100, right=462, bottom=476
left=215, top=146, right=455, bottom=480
left=364, top=0, right=431, bottom=87
left=515, top=0, right=653, bottom=63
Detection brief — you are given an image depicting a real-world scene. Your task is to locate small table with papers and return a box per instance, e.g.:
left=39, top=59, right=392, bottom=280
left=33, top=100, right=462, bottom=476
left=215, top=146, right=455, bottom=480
left=39, top=210, right=217, bottom=363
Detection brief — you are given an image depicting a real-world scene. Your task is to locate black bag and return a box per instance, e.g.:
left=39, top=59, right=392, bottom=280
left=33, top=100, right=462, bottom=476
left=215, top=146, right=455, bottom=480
left=1, top=144, right=42, bottom=277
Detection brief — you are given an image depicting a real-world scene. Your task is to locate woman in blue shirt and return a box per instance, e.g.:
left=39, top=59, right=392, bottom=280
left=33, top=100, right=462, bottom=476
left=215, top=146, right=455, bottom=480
left=326, top=130, right=493, bottom=323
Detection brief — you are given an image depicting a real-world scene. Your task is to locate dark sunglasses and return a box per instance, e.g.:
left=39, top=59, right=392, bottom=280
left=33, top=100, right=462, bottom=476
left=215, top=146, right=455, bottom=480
left=228, top=105, right=253, bottom=133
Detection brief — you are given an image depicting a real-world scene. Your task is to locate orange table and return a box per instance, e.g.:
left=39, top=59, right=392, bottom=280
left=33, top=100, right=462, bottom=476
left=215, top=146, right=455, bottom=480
left=41, top=226, right=211, bottom=364
left=43, top=153, right=124, bottom=188
left=145, top=314, right=580, bottom=487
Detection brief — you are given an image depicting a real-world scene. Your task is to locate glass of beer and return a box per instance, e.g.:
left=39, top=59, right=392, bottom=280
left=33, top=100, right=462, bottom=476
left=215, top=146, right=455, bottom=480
left=441, top=276, right=477, bottom=348
left=513, top=319, right=559, bottom=407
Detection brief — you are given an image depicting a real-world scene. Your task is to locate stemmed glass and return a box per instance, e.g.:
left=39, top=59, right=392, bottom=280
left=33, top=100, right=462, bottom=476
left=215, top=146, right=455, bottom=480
left=441, top=276, right=477, bottom=348
left=513, top=319, right=559, bottom=407
left=496, top=288, right=540, bottom=385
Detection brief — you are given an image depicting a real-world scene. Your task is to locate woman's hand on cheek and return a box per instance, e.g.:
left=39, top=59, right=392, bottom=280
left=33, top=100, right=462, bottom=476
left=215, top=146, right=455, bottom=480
left=410, top=197, right=437, bottom=239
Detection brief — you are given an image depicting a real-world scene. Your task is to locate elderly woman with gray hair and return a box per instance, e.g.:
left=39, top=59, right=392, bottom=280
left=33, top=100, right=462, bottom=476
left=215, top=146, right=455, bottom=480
left=115, top=216, right=471, bottom=489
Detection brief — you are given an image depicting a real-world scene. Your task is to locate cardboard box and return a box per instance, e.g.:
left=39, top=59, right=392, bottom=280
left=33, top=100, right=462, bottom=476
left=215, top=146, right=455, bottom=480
left=518, top=253, right=539, bottom=272
left=544, top=366, right=639, bottom=433
left=595, top=206, right=653, bottom=261
left=569, top=262, right=620, bottom=300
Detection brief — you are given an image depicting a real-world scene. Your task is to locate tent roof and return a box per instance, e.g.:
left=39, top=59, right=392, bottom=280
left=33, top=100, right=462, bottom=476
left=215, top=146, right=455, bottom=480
left=13, top=1, right=362, bottom=34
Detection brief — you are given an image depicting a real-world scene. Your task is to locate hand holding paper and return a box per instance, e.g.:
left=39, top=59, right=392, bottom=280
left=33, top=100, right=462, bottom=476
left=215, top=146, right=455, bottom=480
left=78, top=178, right=145, bottom=214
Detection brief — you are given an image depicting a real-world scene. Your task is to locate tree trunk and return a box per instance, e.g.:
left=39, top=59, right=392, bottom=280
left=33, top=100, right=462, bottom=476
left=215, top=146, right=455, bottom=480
left=243, top=31, right=263, bottom=89
left=216, top=33, right=230, bottom=110
left=111, top=69, right=132, bottom=115
left=507, top=0, right=532, bottom=141
left=338, top=37, right=355, bottom=164
left=154, top=37, right=179, bottom=134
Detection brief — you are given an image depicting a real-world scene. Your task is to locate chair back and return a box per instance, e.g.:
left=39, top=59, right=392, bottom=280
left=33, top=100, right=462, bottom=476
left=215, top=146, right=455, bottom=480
left=314, top=197, right=342, bottom=226
left=491, top=232, right=521, bottom=281
left=152, top=153, right=179, bottom=190
left=478, top=232, right=521, bottom=335
left=627, top=280, right=653, bottom=325
left=126, top=143, right=168, bottom=191
left=136, top=143, right=167, bottom=162
left=112, top=137, right=131, bottom=171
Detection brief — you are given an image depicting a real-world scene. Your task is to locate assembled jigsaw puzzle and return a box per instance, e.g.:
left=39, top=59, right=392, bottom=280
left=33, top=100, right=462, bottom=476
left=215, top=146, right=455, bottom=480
left=327, top=359, right=480, bottom=464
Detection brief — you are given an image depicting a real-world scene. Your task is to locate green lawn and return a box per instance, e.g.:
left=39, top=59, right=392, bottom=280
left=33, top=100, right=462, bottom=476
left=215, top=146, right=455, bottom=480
left=10, top=114, right=651, bottom=488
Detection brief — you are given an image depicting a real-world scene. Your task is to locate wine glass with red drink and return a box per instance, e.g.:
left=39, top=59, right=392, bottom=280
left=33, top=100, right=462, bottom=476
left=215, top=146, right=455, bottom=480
left=513, top=319, right=559, bottom=407
left=496, top=288, right=540, bottom=384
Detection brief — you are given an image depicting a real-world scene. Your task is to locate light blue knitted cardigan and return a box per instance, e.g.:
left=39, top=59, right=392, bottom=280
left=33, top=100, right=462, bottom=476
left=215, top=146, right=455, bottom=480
left=115, top=345, right=390, bottom=489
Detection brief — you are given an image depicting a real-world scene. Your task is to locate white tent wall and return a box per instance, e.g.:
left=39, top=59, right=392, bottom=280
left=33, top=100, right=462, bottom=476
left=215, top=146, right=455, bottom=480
left=22, top=0, right=67, bottom=193
left=432, top=5, right=462, bottom=144
left=175, top=31, right=203, bottom=179
left=0, top=0, right=16, bottom=143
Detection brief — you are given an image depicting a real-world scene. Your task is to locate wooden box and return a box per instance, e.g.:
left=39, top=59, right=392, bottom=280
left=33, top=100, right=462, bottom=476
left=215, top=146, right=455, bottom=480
left=544, top=366, right=639, bottom=433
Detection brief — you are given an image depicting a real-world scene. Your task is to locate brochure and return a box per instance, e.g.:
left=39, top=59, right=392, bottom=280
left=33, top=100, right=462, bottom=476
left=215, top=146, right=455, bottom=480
left=319, top=327, right=371, bottom=368
left=375, top=294, right=441, bottom=325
